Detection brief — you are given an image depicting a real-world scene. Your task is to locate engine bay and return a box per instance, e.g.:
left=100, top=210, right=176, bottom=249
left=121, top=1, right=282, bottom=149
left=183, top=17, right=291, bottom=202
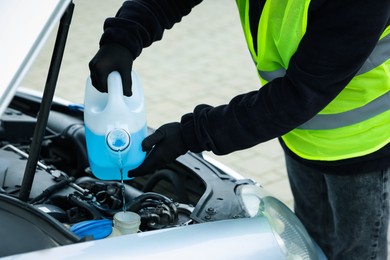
left=0, top=91, right=251, bottom=239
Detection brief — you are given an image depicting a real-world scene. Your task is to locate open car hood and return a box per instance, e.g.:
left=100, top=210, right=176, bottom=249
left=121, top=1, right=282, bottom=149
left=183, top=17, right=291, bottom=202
left=0, top=0, right=70, bottom=116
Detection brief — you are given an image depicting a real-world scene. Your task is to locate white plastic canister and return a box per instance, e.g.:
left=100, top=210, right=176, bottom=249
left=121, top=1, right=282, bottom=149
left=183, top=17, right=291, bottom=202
left=84, top=71, right=147, bottom=180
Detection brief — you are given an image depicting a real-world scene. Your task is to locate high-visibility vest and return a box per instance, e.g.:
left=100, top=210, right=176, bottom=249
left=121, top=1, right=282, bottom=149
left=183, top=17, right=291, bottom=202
left=236, top=0, right=390, bottom=161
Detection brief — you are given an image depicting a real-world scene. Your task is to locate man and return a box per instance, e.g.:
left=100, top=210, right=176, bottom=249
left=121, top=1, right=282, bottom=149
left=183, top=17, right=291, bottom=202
left=89, top=0, right=390, bottom=258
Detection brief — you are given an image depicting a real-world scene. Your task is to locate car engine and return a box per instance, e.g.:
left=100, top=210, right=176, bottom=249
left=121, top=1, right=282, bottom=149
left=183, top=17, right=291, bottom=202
left=0, top=91, right=251, bottom=236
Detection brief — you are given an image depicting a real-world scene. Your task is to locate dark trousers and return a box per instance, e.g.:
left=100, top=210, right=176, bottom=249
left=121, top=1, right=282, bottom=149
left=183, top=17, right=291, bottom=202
left=285, top=155, right=389, bottom=260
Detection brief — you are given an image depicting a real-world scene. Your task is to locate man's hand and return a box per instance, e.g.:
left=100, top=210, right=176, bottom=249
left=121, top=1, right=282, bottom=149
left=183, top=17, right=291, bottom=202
left=89, top=43, right=134, bottom=96
left=128, top=122, right=189, bottom=177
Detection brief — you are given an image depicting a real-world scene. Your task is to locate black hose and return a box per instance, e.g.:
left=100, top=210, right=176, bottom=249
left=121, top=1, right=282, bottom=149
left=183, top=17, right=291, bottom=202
left=68, top=194, right=104, bottom=221
left=126, top=192, right=178, bottom=221
left=30, top=178, right=68, bottom=204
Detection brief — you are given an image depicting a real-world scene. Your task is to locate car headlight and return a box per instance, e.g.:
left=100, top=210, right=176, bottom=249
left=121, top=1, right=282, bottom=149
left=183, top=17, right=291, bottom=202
left=237, top=185, right=317, bottom=260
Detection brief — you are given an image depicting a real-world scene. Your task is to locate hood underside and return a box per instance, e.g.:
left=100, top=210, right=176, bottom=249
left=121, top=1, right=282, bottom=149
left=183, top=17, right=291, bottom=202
left=0, top=0, right=70, bottom=116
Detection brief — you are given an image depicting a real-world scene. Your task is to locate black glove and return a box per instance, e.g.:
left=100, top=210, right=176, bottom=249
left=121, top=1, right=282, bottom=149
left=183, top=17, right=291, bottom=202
left=128, top=122, right=189, bottom=177
left=89, top=43, right=134, bottom=96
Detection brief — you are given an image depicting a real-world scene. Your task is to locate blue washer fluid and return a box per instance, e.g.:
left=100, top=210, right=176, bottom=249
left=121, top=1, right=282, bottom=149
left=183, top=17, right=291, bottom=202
left=84, top=71, right=147, bottom=180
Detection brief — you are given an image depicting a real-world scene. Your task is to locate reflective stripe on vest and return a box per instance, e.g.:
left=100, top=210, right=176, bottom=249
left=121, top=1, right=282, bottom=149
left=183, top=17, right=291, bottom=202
left=259, top=32, right=390, bottom=81
left=259, top=33, right=390, bottom=130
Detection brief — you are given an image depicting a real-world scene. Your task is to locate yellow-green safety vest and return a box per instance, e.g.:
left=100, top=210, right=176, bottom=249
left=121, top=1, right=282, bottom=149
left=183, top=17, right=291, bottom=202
left=236, top=0, right=390, bottom=161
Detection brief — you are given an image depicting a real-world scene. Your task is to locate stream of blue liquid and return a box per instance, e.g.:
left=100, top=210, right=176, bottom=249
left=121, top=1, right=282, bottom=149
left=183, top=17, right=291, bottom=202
left=118, top=150, right=126, bottom=213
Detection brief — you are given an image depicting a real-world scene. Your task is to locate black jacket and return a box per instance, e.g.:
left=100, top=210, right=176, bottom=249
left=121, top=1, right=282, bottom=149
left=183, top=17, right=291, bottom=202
left=100, top=0, right=390, bottom=174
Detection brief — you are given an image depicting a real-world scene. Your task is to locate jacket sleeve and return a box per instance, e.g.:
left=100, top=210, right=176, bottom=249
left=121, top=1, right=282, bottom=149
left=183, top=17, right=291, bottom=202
left=181, top=0, right=390, bottom=155
left=100, top=0, right=202, bottom=58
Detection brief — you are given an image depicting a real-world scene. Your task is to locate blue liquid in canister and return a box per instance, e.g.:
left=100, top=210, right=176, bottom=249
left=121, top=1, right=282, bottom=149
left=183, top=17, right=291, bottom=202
left=84, top=71, right=147, bottom=180
left=85, top=126, right=147, bottom=180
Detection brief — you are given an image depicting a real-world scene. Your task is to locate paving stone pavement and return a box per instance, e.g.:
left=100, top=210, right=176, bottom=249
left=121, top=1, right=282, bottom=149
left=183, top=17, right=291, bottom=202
left=21, top=0, right=389, bottom=255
